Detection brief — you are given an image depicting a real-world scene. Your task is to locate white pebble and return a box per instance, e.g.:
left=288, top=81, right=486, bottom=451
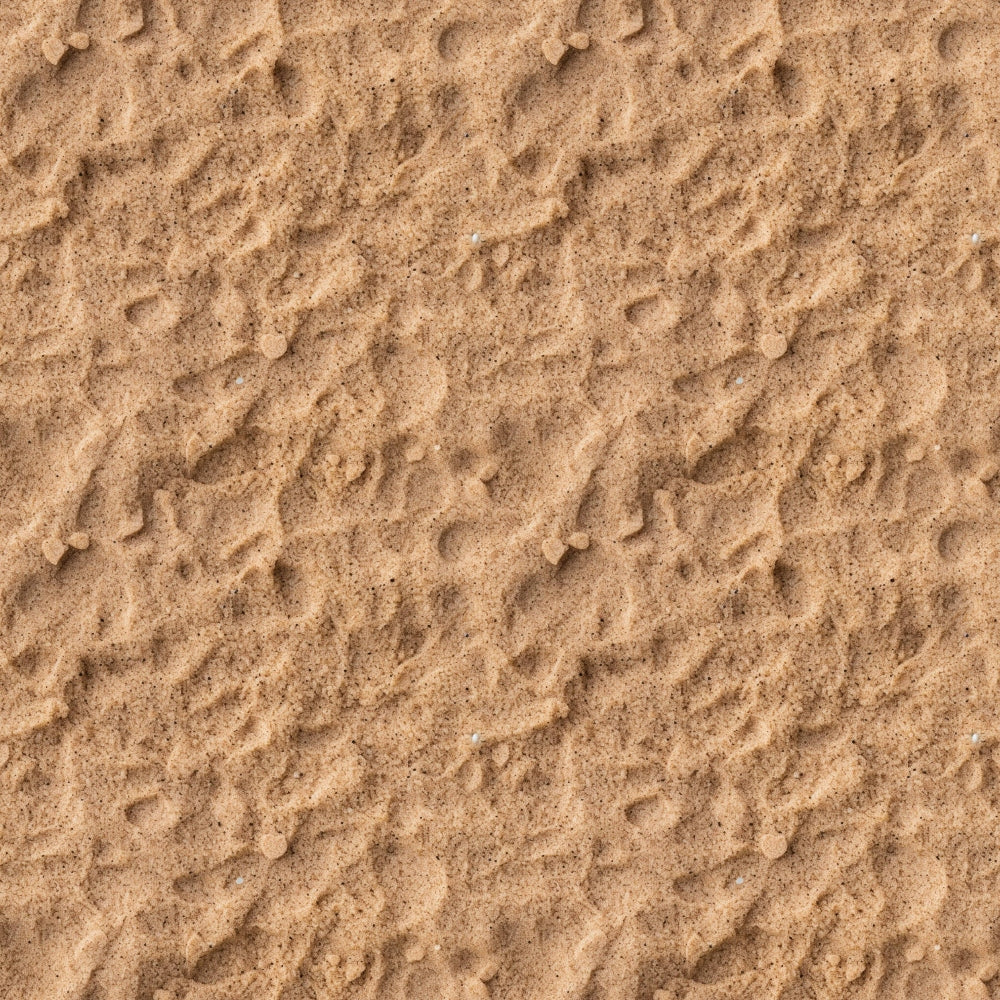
left=236, top=876, right=244, bottom=885
left=471, top=232, right=481, bottom=245
left=735, top=376, right=744, bottom=385
left=972, top=233, right=981, bottom=245
left=471, top=732, right=481, bottom=745
left=972, top=733, right=981, bottom=744
left=236, top=376, right=244, bottom=385
left=735, top=876, right=744, bottom=885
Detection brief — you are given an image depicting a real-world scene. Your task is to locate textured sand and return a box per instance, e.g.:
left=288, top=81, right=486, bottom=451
left=2, top=0, right=1000, bottom=997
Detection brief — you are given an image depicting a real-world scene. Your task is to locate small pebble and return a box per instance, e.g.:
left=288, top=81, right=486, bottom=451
left=567, top=531, right=590, bottom=550
left=42, top=537, right=67, bottom=565
left=567, top=31, right=590, bottom=49
left=735, top=876, right=745, bottom=885
left=542, top=537, right=568, bottom=564
left=735, top=376, right=744, bottom=385
left=42, top=38, right=68, bottom=64
left=260, top=333, right=288, bottom=359
left=67, top=32, right=90, bottom=49
left=759, top=832, right=788, bottom=859
left=471, top=732, right=481, bottom=745
left=471, top=232, right=481, bottom=245
left=68, top=532, right=90, bottom=550
left=235, top=876, right=244, bottom=885
left=971, top=733, right=981, bottom=744
left=759, top=332, right=788, bottom=359
left=260, top=832, right=288, bottom=859
left=542, top=37, right=568, bottom=64
left=972, top=233, right=981, bottom=245
left=235, top=376, right=244, bottom=385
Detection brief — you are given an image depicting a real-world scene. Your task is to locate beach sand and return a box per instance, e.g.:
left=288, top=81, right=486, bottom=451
left=2, top=0, right=1000, bottom=997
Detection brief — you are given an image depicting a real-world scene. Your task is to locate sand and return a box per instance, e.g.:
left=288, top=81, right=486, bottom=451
left=2, top=0, right=1000, bottom=997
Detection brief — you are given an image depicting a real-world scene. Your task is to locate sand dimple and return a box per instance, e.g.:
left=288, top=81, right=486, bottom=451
left=260, top=832, right=288, bottom=859
left=260, top=333, right=288, bottom=359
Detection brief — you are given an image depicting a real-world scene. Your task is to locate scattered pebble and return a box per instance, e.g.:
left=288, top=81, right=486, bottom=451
left=260, top=333, right=288, bottom=359
left=42, top=537, right=67, bottom=565
left=567, top=531, right=590, bottom=550
left=542, top=537, right=568, bottom=564
left=567, top=31, right=590, bottom=49
left=235, top=376, right=244, bottom=385
left=477, top=459, right=499, bottom=481
left=972, top=233, right=981, bottom=245
left=404, top=943, right=426, bottom=963
left=42, top=38, right=68, bottom=65
left=735, top=876, right=745, bottom=885
left=67, top=32, right=90, bottom=50
left=735, top=376, right=744, bottom=385
left=343, top=956, right=366, bottom=982
left=471, top=732, right=481, bottom=745
left=68, top=532, right=90, bottom=550
left=759, top=832, right=788, bottom=859
left=235, top=876, right=244, bottom=885
left=405, top=443, right=426, bottom=463
left=759, top=332, right=788, bottom=359
left=260, top=832, right=288, bottom=859
left=971, top=733, right=981, bottom=744
left=542, top=37, right=568, bottom=64
left=471, top=232, right=481, bottom=245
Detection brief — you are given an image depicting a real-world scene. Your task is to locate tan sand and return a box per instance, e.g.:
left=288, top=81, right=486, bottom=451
left=2, top=0, right=1000, bottom=997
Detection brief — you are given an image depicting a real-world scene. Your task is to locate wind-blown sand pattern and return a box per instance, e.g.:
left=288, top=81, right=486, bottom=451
left=2, top=0, right=1000, bottom=997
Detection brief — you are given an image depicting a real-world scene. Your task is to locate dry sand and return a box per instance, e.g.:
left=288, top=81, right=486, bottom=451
left=2, top=0, right=1000, bottom=997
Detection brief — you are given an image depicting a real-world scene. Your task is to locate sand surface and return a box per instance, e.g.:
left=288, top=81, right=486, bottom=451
left=2, top=0, right=1000, bottom=997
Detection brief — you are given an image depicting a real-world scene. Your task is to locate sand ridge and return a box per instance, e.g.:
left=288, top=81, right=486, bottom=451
left=2, top=0, right=1000, bottom=997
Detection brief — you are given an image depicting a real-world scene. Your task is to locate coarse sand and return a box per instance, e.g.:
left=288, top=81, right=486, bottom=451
left=3, top=1, right=1000, bottom=998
